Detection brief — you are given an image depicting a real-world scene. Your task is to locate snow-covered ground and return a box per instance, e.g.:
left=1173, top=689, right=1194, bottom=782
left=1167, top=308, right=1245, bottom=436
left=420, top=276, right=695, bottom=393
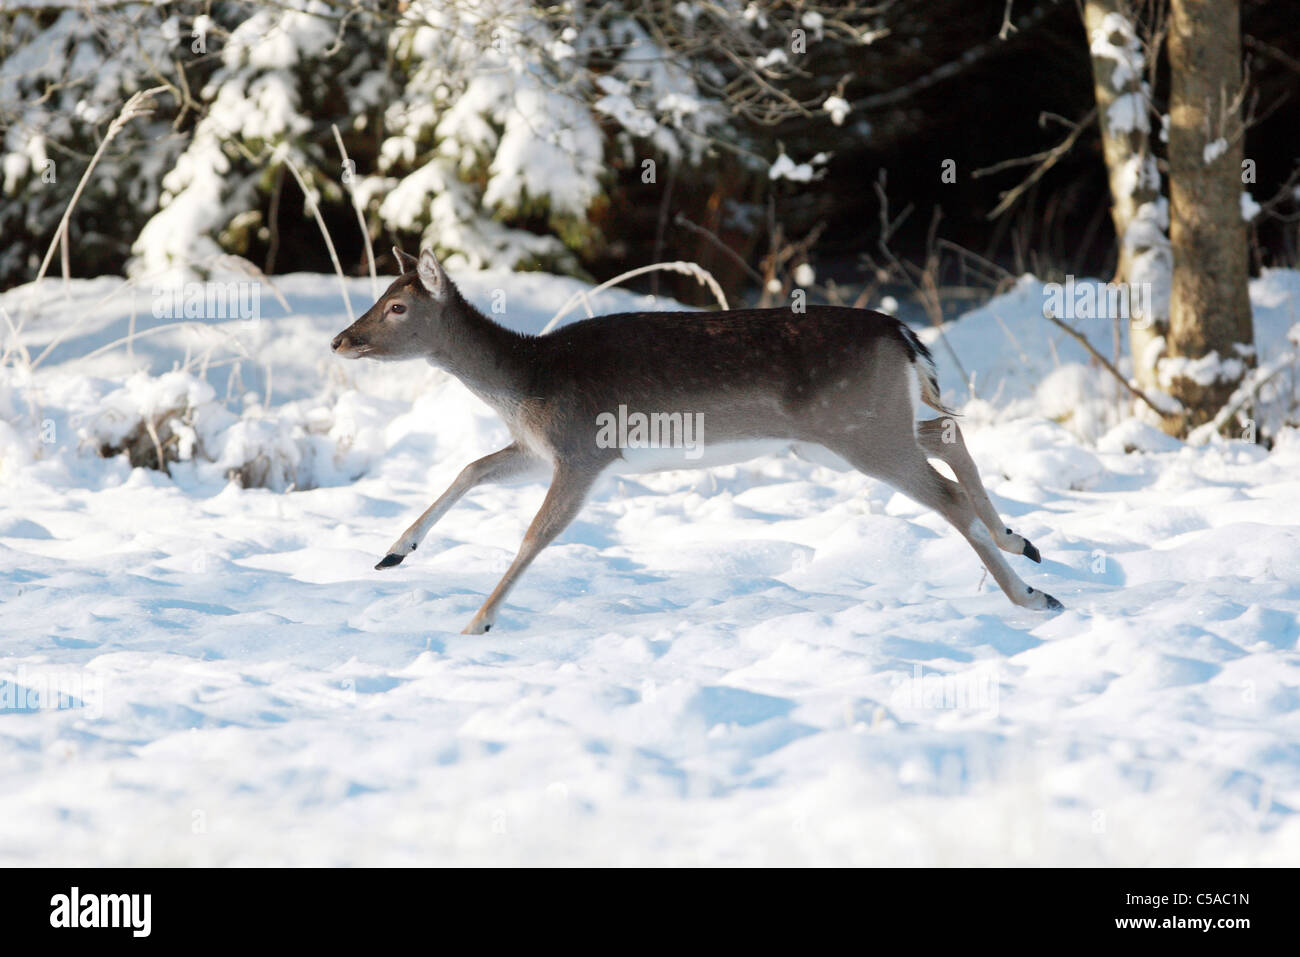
left=1, top=267, right=1298, bottom=865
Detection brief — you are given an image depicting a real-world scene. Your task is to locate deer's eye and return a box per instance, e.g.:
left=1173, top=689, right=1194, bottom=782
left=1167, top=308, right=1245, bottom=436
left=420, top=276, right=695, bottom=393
left=389, top=303, right=406, bottom=316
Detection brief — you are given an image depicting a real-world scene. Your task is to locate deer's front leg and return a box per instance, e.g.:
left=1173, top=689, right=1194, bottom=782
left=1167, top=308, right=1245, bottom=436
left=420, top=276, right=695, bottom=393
left=376, top=443, right=542, bottom=570
left=462, top=464, right=596, bottom=634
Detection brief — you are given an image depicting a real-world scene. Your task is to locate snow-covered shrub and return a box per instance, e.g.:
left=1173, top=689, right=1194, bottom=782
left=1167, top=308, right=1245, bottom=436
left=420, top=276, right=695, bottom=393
left=88, top=371, right=215, bottom=473
left=2, top=1, right=873, bottom=284
left=133, top=0, right=735, bottom=275
left=212, top=415, right=314, bottom=492
left=0, top=4, right=190, bottom=285
left=130, top=2, right=373, bottom=279
left=77, top=370, right=385, bottom=492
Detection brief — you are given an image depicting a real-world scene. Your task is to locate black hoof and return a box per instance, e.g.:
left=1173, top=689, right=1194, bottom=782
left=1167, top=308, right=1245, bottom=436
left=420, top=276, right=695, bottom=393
left=1022, top=540, right=1042, bottom=564
left=483, top=624, right=491, bottom=633
left=1044, top=593, right=1064, bottom=612
left=375, top=553, right=404, bottom=570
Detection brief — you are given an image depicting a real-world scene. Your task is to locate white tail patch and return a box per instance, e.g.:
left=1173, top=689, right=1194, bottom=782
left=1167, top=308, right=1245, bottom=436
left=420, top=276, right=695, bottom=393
left=906, top=363, right=923, bottom=436
left=896, top=323, right=950, bottom=414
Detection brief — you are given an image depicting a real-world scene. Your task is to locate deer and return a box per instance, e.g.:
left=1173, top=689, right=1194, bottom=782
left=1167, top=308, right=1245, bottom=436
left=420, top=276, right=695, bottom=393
left=331, top=247, right=1062, bottom=634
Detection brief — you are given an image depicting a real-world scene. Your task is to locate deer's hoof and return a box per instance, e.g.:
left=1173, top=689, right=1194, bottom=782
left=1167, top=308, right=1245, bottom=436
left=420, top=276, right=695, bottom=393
left=375, top=553, right=405, bottom=570
left=1022, top=539, right=1042, bottom=564
left=461, top=617, right=493, bottom=635
left=1025, top=585, right=1064, bottom=613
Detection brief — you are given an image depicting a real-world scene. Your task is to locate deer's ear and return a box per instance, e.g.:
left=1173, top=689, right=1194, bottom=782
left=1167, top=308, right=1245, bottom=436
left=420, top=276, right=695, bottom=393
left=393, top=247, right=419, bottom=275
left=417, top=248, right=449, bottom=300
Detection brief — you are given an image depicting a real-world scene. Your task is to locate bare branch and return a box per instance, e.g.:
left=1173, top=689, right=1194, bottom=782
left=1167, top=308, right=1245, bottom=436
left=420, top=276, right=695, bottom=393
left=1043, top=312, right=1171, bottom=418
left=974, top=107, right=1098, bottom=220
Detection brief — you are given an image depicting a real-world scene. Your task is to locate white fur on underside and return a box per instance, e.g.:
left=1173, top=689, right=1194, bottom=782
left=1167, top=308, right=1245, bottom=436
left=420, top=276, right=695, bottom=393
left=907, top=363, right=922, bottom=436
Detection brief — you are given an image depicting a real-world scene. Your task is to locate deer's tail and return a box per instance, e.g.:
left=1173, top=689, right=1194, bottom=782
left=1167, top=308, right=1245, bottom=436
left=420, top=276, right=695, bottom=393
left=895, top=322, right=955, bottom=416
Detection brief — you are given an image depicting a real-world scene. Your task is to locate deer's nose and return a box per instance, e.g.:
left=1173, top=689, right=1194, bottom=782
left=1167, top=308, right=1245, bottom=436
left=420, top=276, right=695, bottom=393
left=331, top=332, right=346, bottom=352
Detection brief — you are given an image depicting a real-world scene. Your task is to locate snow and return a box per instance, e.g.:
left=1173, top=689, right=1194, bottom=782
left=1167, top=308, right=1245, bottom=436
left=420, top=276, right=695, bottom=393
left=822, top=96, right=851, bottom=127
left=1106, top=92, right=1148, bottom=135
left=1158, top=351, right=1246, bottom=390
left=1115, top=153, right=1160, bottom=200
left=594, top=78, right=658, bottom=139
left=1, top=268, right=1299, bottom=865
left=1090, top=12, right=1144, bottom=92
left=1123, top=198, right=1171, bottom=313
left=483, top=84, right=605, bottom=220
left=769, top=152, right=828, bottom=183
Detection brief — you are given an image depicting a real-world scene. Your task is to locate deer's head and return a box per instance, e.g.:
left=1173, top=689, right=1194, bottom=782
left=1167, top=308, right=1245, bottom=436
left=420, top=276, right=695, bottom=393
left=330, top=247, right=460, bottom=362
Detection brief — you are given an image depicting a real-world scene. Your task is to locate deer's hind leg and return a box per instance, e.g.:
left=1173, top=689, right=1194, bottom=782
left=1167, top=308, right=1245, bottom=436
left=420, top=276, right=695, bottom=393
left=822, top=429, right=1062, bottom=612
left=916, top=417, right=1044, bottom=564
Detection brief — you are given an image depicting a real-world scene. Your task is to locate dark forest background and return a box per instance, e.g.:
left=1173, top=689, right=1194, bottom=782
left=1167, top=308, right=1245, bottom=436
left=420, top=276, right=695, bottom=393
left=1, top=0, right=1296, bottom=316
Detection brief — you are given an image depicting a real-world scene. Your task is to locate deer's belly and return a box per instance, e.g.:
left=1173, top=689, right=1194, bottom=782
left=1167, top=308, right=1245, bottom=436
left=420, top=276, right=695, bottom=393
left=606, top=439, right=854, bottom=475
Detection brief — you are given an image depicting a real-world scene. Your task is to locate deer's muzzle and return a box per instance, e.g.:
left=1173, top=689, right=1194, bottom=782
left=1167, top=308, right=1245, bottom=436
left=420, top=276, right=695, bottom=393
left=331, top=331, right=369, bottom=357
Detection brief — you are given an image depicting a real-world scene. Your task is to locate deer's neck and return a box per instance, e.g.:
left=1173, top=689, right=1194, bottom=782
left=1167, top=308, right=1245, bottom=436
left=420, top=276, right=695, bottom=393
left=433, top=299, right=534, bottom=406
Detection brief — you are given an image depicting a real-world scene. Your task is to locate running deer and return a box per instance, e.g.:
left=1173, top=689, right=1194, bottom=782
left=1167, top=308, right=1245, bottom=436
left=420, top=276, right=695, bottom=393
left=331, top=247, right=1061, bottom=634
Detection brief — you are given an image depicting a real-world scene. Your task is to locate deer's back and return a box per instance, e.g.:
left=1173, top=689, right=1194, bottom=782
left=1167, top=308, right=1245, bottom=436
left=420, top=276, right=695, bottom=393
left=536, top=306, right=912, bottom=397
left=520, top=306, right=921, bottom=456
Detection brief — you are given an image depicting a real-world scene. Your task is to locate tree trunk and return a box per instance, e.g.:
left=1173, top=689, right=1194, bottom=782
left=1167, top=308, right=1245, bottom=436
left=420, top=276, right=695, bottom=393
left=1164, top=0, right=1254, bottom=432
left=1084, top=0, right=1168, bottom=400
